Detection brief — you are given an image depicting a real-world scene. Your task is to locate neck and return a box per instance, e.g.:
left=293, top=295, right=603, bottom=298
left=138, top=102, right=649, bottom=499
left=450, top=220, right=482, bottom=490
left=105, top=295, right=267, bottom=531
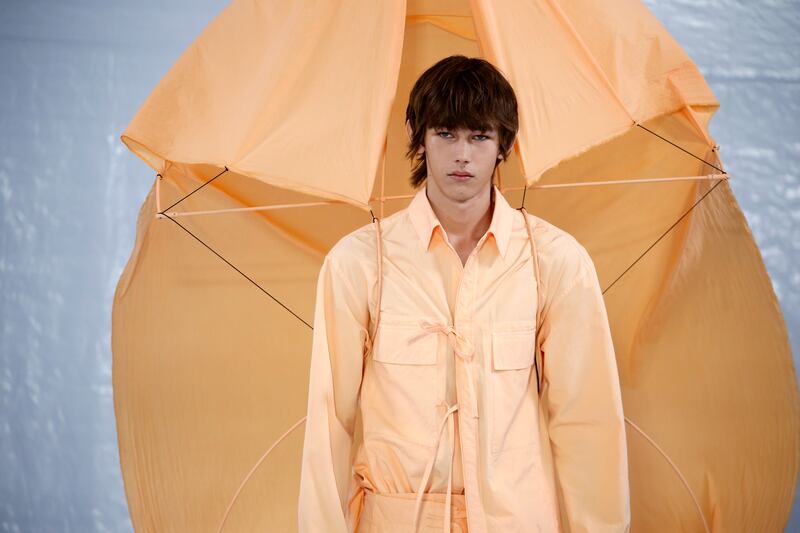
left=425, top=182, right=494, bottom=243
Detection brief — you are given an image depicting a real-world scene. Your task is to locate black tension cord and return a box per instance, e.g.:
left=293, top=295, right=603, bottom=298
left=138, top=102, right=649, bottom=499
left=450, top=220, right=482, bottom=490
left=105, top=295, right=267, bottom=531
left=635, top=123, right=726, bottom=174
left=158, top=165, right=312, bottom=329
left=163, top=166, right=230, bottom=214
left=518, top=121, right=728, bottom=295
left=601, top=177, right=724, bottom=295
left=156, top=122, right=727, bottom=331
left=157, top=208, right=313, bottom=330
left=518, top=123, right=726, bottom=210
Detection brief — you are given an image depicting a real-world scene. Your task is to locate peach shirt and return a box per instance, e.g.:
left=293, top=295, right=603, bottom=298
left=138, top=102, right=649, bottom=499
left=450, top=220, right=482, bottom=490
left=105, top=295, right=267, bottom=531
left=298, top=184, right=630, bottom=532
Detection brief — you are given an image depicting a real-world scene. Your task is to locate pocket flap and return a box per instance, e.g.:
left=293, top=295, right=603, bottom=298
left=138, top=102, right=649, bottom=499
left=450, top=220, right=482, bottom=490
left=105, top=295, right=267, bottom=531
left=372, top=324, right=438, bottom=365
left=492, top=328, right=536, bottom=370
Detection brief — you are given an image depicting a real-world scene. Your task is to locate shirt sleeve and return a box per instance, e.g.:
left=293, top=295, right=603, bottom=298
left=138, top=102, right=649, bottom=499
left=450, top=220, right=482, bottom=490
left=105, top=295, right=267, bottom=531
left=297, top=255, right=369, bottom=533
left=541, top=244, right=631, bottom=533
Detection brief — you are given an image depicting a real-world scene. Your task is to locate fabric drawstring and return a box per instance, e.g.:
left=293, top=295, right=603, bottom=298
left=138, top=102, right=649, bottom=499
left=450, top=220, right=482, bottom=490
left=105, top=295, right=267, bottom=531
left=412, top=402, right=459, bottom=533
left=417, top=320, right=480, bottom=420
left=418, top=320, right=474, bottom=361
left=411, top=320, right=475, bottom=533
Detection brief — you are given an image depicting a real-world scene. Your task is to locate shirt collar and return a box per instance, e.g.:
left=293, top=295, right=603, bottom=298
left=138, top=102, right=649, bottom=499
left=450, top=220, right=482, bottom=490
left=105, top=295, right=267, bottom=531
left=407, top=183, right=514, bottom=259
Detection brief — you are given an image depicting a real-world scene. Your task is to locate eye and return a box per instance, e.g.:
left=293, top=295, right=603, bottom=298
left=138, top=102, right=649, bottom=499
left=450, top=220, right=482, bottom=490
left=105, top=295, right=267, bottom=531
left=436, top=130, right=453, bottom=138
left=474, top=134, right=489, bottom=141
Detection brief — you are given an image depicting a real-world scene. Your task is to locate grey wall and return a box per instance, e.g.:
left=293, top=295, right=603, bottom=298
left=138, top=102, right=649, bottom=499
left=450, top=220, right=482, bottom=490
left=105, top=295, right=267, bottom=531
left=0, top=1, right=796, bottom=531
left=0, top=2, right=228, bottom=531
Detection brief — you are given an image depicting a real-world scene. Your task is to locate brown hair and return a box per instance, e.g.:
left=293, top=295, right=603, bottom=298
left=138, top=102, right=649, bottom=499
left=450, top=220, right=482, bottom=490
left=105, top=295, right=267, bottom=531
left=404, top=55, right=519, bottom=188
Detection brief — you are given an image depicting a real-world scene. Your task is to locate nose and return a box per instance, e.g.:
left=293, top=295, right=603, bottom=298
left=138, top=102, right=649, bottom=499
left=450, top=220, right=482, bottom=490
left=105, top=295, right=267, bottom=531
left=455, top=137, right=471, bottom=164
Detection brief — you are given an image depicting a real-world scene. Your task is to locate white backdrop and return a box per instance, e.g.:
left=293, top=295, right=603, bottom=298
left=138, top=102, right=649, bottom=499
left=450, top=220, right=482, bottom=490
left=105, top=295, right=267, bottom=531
left=0, top=1, right=796, bottom=531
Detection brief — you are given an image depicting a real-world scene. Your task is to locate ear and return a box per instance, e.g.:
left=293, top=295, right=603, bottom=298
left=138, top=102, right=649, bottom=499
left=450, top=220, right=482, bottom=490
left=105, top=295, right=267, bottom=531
left=406, top=120, right=424, bottom=155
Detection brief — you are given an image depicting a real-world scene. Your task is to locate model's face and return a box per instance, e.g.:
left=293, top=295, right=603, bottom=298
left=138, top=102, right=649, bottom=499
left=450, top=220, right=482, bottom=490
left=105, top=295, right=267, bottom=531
left=420, top=125, right=501, bottom=201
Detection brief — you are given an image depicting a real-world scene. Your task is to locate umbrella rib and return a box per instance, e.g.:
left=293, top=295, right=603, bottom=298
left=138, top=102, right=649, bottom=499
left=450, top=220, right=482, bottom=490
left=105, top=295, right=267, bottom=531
left=217, top=415, right=307, bottom=533
left=162, top=166, right=230, bottom=213
left=602, top=177, right=725, bottom=295
left=624, top=416, right=711, bottom=533
left=506, top=174, right=727, bottom=192
left=153, top=123, right=723, bottom=329
left=158, top=118, right=723, bottom=218
left=154, top=176, right=723, bottom=323
left=158, top=211, right=312, bottom=330
left=154, top=176, right=726, bottom=220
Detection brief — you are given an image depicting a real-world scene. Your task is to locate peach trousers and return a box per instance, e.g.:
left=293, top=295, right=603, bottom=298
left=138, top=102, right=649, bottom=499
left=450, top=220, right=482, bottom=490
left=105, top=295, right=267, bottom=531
left=358, top=491, right=469, bottom=532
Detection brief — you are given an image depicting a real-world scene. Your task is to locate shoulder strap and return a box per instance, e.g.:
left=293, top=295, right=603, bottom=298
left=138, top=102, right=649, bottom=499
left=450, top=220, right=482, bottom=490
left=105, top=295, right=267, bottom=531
left=363, top=216, right=383, bottom=360
left=519, top=207, right=545, bottom=396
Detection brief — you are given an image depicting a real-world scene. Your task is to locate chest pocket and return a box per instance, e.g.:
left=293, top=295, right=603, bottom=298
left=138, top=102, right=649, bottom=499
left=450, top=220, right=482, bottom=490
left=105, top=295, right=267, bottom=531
left=362, top=321, right=443, bottom=448
left=489, top=323, right=540, bottom=455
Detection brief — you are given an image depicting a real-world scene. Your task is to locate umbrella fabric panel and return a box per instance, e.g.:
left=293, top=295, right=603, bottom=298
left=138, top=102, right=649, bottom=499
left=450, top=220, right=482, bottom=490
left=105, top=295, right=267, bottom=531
left=120, top=0, right=718, bottom=207
left=470, top=0, right=718, bottom=183
left=122, top=0, right=406, bottom=206
left=157, top=161, right=374, bottom=259
left=613, top=179, right=798, bottom=532
left=113, top=174, right=329, bottom=532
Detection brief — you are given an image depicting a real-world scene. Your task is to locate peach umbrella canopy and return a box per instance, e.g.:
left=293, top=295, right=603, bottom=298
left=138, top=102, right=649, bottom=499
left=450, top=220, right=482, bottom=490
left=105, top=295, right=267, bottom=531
left=113, top=0, right=798, bottom=531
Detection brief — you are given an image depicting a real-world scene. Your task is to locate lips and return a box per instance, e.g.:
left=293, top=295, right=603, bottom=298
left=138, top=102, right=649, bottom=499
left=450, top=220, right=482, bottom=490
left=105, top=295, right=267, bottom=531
left=449, top=172, right=473, bottom=182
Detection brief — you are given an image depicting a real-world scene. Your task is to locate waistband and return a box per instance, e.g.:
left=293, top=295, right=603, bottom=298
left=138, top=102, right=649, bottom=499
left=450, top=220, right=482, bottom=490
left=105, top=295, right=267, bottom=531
left=359, top=491, right=468, bottom=532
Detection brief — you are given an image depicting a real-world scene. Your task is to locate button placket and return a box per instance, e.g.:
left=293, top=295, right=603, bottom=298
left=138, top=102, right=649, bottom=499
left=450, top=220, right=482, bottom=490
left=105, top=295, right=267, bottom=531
left=412, top=232, right=488, bottom=532
left=455, top=242, right=488, bottom=532
left=460, top=252, right=480, bottom=410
